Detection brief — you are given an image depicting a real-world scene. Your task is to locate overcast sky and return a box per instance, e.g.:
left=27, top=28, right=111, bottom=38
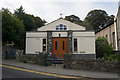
left=1, top=0, right=120, bottom=23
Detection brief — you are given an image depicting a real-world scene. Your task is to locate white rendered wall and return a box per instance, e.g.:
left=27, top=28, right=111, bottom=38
left=26, top=32, right=47, bottom=54
left=73, top=32, right=95, bottom=54
left=26, top=32, right=47, bottom=38
left=26, top=31, right=95, bottom=54
left=52, top=32, right=67, bottom=37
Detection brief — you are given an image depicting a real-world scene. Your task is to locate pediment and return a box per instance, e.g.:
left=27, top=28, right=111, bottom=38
left=38, top=18, right=85, bottom=31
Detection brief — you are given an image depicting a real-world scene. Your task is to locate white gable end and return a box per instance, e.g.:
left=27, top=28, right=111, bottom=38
left=38, top=18, right=85, bottom=31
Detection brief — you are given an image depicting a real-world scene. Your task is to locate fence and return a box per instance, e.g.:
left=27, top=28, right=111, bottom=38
left=2, top=46, right=16, bottom=59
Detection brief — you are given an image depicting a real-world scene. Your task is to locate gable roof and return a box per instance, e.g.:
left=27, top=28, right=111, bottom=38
left=37, top=18, right=85, bottom=31
left=95, top=21, right=114, bottom=34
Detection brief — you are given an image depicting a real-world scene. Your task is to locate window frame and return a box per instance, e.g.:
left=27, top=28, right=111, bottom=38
left=112, top=32, right=116, bottom=49
left=56, top=24, right=67, bottom=30
left=42, top=38, right=47, bottom=52
left=106, top=34, right=108, bottom=41
left=73, top=38, right=78, bottom=52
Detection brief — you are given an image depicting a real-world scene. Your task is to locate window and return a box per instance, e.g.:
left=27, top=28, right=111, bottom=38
left=43, top=39, right=46, bottom=51
left=64, top=26, right=67, bottom=30
left=74, top=38, right=77, bottom=52
left=60, top=24, right=63, bottom=27
left=56, top=26, right=59, bottom=30
left=60, top=27, right=63, bottom=30
left=56, top=24, right=67, bottom=30
left=112, top=32, right=116, bottom=49
left=55, top=41, right=57, bottom=50
left=106, top=35, right=108, bottom=41
left=63, top=41, right=64, bottom=50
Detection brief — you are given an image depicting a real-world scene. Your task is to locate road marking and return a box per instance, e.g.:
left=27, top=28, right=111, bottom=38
left=1, top=64, right=95, bottom=80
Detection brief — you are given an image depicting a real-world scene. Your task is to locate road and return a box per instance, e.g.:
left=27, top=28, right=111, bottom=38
left=1, top=64, right=95, bottom=80
left=3, top=67, right=57, bottom=78
left=1, top=64, right=119, bottom=80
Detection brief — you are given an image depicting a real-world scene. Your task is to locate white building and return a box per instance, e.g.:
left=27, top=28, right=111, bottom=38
left=26, top=18, right=96, bottom=59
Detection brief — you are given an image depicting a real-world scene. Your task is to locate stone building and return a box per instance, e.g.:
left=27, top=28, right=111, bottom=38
left=26, top=18, right=96, bottom=59
left=95, top=3, right=120, bottom=51
left=95, top=22, right=118, bottom=50
left=116, top=3, right=120, bottom=51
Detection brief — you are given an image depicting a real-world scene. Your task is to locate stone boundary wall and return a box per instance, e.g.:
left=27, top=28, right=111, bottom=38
left=18, top=54, right=47, bottom=66
left=64, top=54, right=120, bottom=73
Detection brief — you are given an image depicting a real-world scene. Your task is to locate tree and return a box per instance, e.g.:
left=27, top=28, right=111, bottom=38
left=64, top=15, right=94, bottom=31
left=82, top=20, right=93, bottom=31
left=2, top=8, right=25, bottom=49
left=65, top=15, right=81, bottom=22
left=106, top=15, right=115, bottom=23
left=14, top=6, right=25, bottom=21
left=32, top=16, right=46, bottom=30
left=14, top=6, right=46, bottom=31
left=64, top=15, right=83, bottom=26
left=95, top=37, right=113, bottom=58
left=84, top=9, right=115, bottom=31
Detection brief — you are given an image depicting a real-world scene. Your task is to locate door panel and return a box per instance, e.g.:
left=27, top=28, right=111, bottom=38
left=52, top=38, right=67, bottom=58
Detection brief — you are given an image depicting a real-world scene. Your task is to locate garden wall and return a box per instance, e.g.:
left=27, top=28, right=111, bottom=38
left=17, top=54, right=47, bottom=66
left=64, top=54, right=120, bottom=73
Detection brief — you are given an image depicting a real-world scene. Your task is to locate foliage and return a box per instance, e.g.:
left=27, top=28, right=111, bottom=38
left=14, top=6, right=46, bottom=31
left=23, top=60, right=27, bottom=63
left=104, top=53, right=120, bottom=61
left=64, top=15, right=84, bottom=25
left=2, top=6, right=46, bottom=49
left=81, top=20, right=93, bottom=31
left=95, top=37, right=113, bottom=58
left=64, top=11, right=114, bottom=31
left=84, top=9, right=115, bottom=31
left=65, top=15, right=82, bottom=23
left=2, top=8, right=25, bottom=49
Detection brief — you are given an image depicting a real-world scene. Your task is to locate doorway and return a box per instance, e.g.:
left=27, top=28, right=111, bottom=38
left=52, top=38, right=67, bottom=58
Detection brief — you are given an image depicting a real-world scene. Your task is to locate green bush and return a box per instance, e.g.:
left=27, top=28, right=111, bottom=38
left=96, top=37, right=113, bottom=58
left=104, top=53, right=120, bottom=61
left=23, top=60, right=27, bottom=63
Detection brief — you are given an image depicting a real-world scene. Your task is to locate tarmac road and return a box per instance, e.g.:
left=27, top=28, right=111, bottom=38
left=1, top=65, right=94, bottom=80
left=1, top=64, right=119, bottom=80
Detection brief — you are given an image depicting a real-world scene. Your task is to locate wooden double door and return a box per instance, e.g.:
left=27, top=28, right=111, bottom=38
left=52, top=38, right=67, bottom=58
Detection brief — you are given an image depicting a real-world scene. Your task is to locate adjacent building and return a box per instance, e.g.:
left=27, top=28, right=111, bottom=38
left=116, top=4, right=120, bottom=50
left=95, top=4, right=120, bottom=51
left=95, top=22, right=118, bottom=50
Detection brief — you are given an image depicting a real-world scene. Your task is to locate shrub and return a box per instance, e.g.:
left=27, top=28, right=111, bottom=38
left=23, top=60, right=27, bottom=63
left=96, top=37, right=113, bottom=58
left=104, top=53, right=120, bottom=61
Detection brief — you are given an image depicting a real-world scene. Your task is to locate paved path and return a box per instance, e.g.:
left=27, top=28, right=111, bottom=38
left=2, top=60, right=119, bottom=79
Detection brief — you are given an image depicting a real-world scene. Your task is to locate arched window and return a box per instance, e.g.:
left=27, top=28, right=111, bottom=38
left=56, top=24, right=67, bottom=30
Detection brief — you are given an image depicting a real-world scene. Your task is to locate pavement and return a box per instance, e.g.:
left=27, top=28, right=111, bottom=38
left=2, top=59, right=120, bottom=79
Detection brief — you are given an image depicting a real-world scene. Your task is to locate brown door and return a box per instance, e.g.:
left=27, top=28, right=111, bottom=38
left=52, top=38, right=67, bottom=58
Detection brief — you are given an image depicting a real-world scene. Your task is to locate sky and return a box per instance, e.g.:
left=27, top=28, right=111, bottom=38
left=1, top=0, right=120, bottom=23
